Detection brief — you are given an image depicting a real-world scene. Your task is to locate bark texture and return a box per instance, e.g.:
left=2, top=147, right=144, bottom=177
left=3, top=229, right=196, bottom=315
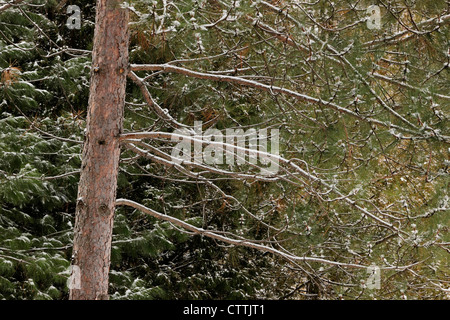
left=69, top=0, right=129, bottom=300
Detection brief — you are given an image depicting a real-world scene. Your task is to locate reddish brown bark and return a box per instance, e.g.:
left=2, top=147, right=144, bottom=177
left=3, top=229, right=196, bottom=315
left=69, top=0, right=129, bottom=300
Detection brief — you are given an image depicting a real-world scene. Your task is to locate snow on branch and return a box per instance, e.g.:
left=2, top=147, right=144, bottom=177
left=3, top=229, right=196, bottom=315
left=0, top=0, right=26, bottom=13
left=129, top=63, right=447, bottom=142
left=128, top=71, right=189, bottom=130
left=115, top=198, right=418, bottom=271
left=121, top=131, right=407, bottom=234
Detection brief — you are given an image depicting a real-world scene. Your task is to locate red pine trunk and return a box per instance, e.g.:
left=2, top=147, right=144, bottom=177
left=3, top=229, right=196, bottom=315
left=69, top=0, right=129, bottom=300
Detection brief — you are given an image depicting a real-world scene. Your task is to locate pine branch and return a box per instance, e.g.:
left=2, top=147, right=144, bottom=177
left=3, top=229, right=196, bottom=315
left=0, top=0, right=26, bottom=13
left=130, top=63, right=449, bottom=142
left=121, top=133, right=408, bottom=234
left=115, top=198, right=418, bottom=271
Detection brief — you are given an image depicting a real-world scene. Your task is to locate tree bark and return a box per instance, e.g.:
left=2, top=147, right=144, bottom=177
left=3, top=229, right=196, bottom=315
left=69, top=0, right=129, bottom=300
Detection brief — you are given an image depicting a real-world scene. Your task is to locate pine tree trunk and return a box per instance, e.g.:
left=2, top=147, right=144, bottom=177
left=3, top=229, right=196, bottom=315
left=69, top=0, right=129, bottom=300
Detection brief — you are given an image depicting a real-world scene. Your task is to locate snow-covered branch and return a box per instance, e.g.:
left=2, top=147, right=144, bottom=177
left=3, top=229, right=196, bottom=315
left=115, top=198, right=419, bottom=271
left=130, top=63, right=433, bottom=139
left=0, top=0, right=26, bottom=13
left=121, top=131, right=407, bottom=234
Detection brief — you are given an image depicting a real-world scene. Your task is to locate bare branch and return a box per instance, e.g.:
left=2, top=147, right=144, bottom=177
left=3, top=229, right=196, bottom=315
left=115, top=198, right=367, bottom=268
left=0, top=0, right=25, bottom=13
left=116, top=198, right=420, bottom=271
left=128, top=71, right=190, bottom=130
left=130, top=63, right=436, bottom=139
